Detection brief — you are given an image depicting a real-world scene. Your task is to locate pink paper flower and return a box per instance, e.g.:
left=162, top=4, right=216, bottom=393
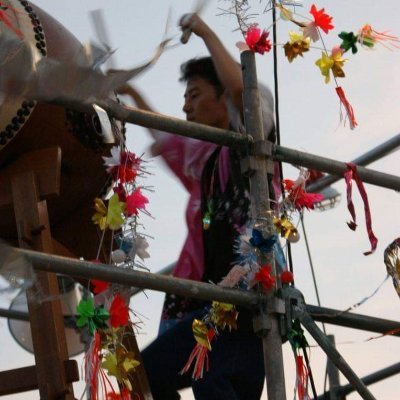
left=245, top=27, right=272, bottom=54
left=126, top=188, right=149, bottom=215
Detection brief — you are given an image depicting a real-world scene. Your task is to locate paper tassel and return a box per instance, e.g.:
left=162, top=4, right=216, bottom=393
left=295, top=354, right=309, bottom=400
left=180, top=325, right=215, bottom=380
left=336, top=86, right=357, bottom=129
left=344, top=163, right=378, bottom=255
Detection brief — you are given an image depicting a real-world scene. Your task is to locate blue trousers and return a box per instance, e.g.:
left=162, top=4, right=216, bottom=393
left=141, top=311, right=265, bottom=400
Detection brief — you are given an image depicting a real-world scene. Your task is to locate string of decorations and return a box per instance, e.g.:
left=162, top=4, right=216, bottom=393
left=76, top=143, right=151, bottom=399
left=232, top=1, right=399, bottom=129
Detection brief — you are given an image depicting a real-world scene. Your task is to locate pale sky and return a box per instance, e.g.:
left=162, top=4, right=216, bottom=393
left=0, top=1, right=399, bottom=399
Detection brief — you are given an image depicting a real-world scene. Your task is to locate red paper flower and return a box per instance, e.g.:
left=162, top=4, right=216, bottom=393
left=91, top=279, right=110, bottom=294
left=309, top=4, right=334, bottom=34
left=245, top=26, right=272, bottom=54
left=113, top=183, right=127, bottom=202
left=109, top=150, right=141, bottom=183
left=109, top=294, right=129, bottom=328
left=280, top=270, right=294, bottom=284
left=126, top=188, right=149, bottom=215
left=254, top=264, right=276, bottom=292
left=284, top=179, right=324, bottom=210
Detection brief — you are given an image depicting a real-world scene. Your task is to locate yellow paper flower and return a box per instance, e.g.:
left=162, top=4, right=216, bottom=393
left=315, top=48, right=346, bottom=84
left=210, top=302, right=238, bottom=331
left=315, top=52, right=334, bottom=83
left=330, top=47, right=346, bottom=79
left=192, top=319, right=212, bottom=350
left=101, top=346, right=140, bottom=390
left=107, top=193, right=125, bottom=231
left=92, top=198, right=108, bottom=230
left=284, top=31, right=310, bottom=62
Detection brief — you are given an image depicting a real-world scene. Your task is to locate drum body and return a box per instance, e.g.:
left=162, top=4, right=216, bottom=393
left=0, top=0, right=119, bottom=259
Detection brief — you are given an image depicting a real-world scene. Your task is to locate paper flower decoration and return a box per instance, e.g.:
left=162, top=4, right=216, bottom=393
left=283, top=179, right=324, bottom=210
left=131, top=235, right=150, bottom=261
left=273, top=215, right=299, bottom=242
left=104, top=146, right=141, bottom=183
left=358, top=24, right=400, bottom=49
left=76, top=298, right=110, bottom=335
left=280, top=270, right=294, bottom=284
left=126, top=188, right=149, bottom=216
left=284, top=31, right=310, bottom=62
left=113, top=183, right=127, bottom=202
left=102, top=347, right=140, bottom=390
left=91, top=279, right=110, bottom=294
left=249, top=229, right=277, bottom=253
left=92, top=198, right=108, bottom=230
left=209, top=301, right=238, bottom=331
left=315, top=46, right=346, bottom=84
left=181, top=320, right=215, bottom=380
left=254, top=264, right=276, bottom=292
left=303, top=4, right=334, bottom=42
left=107, top=193, right=126, bottom=230
left=245, top=26, right=272, bottom=54
left=315, top=52, right=334, bottom=83
left=339, top=31, right=359, bottom=54
left=109, top=294, right=129, bottom=328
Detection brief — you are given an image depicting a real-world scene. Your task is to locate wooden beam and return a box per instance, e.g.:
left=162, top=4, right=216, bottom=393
left=0, top=147, right=61, bottom=208
left=0, top=360, right=79, bottom=396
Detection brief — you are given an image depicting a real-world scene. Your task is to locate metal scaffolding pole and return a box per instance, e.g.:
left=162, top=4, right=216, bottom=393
left=48, top=98, right=400, bottom=192
left=307, top=304, right=400, bottom=337
left=272, top=144, right=400, bottom=191
left=3, top=250, right=400, bottom=339
left=298, top=312, right=376, bottom=400
left=241, top=50, right=287, bottom=400
left=316, top=362, right=400, bottom=399
left=307, top=133, right=400, bottom=193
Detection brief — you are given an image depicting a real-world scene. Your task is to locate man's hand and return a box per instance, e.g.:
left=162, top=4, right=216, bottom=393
left=179, top=13, right=212, bottom=43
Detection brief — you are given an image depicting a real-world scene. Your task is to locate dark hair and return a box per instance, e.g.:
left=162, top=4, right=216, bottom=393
left=179, top=57, right=224, bottom=96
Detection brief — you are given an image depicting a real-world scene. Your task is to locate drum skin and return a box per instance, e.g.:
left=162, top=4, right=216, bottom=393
left=0, top=1, right=118, bottom=259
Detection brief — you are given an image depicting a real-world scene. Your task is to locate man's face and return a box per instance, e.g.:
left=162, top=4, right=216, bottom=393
left=182, top=77, right=229, bottom=129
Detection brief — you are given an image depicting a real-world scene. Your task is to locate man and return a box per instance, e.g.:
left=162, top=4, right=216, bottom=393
left=118, top=14, right=275, bottom=400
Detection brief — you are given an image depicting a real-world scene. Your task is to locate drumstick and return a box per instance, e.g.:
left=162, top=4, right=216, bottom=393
left=180, top=0, right=210, bottom=44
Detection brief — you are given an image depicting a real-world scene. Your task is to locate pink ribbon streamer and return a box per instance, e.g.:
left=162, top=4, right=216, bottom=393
left=344, top=163, right=378, bottom=255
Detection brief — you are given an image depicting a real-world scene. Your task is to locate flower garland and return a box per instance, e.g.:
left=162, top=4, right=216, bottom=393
left=76, top=144, right=151, bottom=399
left=234, top=2, right=399, bottom=129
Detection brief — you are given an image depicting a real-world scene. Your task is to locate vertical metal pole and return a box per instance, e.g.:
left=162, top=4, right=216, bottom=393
left=241, top=50, right=287, bottom=400
left=326, top=334, right=341, bottom=400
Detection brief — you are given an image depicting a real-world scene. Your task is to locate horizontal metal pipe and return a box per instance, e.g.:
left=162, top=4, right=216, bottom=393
left=19, top=249, right=259, bottom=308
left=306, top=304, right=400, bottom=337
left=10, top=250, right=400, bottom=335
left=307, top=133, right=400, bottom=193
left=273, top=144, right=400, bottom=191
left=316, top=362, right=400, bottom=399
left=50, top=98, right=250, bottom=148
left=49, top=98, right=400, bottom=191
left=0, top=308, right=29, bottom=321
left=338, top=362, right=400, bottom=396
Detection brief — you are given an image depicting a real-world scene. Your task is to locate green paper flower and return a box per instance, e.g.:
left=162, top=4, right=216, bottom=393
left=338, top=31, right=359, bottom=54
left=76, top=297, right=110, bottom=335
